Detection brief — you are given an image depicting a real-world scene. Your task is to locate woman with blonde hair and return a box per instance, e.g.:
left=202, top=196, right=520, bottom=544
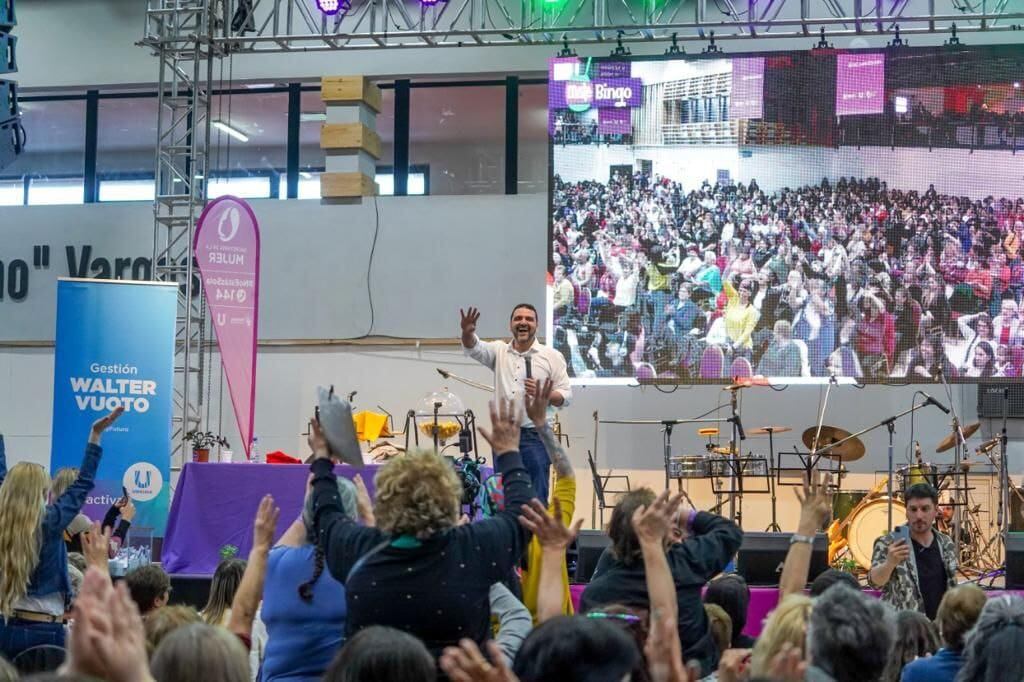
left=749, top=593, right=813, bottom=677
left=150, top=622, right=250, bottom=682
left=0, top=407, right=123, bottom=662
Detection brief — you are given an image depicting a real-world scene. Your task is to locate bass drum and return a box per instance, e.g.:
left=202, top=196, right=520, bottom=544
left=847, top=498, right=906, bottom=570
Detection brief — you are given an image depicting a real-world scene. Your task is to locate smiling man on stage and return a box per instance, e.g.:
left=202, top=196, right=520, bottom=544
left=460, top=304, right=571, bottom=503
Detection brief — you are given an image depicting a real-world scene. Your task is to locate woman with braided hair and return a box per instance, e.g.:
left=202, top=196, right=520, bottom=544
left=259, top=473, right=370, bottom=682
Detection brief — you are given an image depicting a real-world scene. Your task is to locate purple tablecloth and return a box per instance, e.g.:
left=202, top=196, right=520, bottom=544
left=162, top=462, right=385, bottom=575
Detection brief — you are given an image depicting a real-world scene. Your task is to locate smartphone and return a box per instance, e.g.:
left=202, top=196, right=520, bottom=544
left=892, top=525, right=910, bottom=543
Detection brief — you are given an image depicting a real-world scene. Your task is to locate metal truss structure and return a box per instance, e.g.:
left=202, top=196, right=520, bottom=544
left=141, top=0, right=1022, bottom=466
left=142, top=2, right=220, bottom=469
left=145, top=0, right=1024, bottom=56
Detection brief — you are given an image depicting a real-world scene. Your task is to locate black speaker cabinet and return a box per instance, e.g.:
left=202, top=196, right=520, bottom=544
left=1006, top=533, right=1024, bottom=589
left=736, top=532, right=827, bottom=586
left=574, top=530, right=612, bottom=583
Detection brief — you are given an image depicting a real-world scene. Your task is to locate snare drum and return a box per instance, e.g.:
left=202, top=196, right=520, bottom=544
left=896, top=464, right=938, bottom=492
left=668, top=456, right=708, bottom=479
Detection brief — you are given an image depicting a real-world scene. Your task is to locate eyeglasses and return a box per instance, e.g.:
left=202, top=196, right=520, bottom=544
left=587, top=611, right=642, bottom=624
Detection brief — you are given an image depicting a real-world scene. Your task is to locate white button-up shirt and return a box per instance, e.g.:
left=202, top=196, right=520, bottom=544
left=465, top=334, right=573, bottom=427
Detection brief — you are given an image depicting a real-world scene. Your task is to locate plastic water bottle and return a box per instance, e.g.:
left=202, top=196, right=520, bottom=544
left=250, top=437, right=262, bottom=463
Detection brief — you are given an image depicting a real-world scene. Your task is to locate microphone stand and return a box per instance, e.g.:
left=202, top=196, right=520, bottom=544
left=936, top=367, right=965, bottom=553
left=436, top=367, right=495, bottom=393
left=1001, top=387, right=1010, bottom=562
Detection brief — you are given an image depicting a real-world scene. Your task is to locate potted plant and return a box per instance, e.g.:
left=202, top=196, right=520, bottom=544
left=185, top=431, right=230, bottom=463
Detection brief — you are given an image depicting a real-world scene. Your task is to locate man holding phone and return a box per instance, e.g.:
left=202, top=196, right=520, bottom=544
left=868, top=483, right=958, bottom=618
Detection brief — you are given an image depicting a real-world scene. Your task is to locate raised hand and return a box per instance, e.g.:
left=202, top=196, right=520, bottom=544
left=632, top=490, right=686, bottom=545
left=89, top=406, right=125, bottom=445
left=478, top=399, right=521, bottom=455
left=439, top=638, right=519, bottom=682
left=65, top=567, right=154, bottom=682
left=353, top=474, right=375, bottom=527
left=460, top=307, right=481, bottom=343
left=525, top=378, right=554, bottom=428
left=252, top=494, right=280, bottom=552
left=794, top=469, right=832, bottom=533
left=120, top=499, right=137, bottom=523
left=517, top=498, right=583, bottom=551
left=81, top=521, right=112, bottom=573
left=644, top=611, right=691, bottom=682
left=307, top=415, right=330, bottom=460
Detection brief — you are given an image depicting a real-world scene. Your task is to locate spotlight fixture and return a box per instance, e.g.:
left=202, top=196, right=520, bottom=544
left=610, top=31, right=630, bottom=57
left=212, top=120, right=249, bottom=143
left=665, top=32, right=684, bottom=55
left=315, top=0, right=351, bottom=14
left=813, top=27, right=833, bottom=50
left=944, top=23, right=962, bottom=46
left=888, top=25, right=907, bottom=48
left=702, top=30, right=723, bottom=54
left=558, top=37, right=577, bottom=57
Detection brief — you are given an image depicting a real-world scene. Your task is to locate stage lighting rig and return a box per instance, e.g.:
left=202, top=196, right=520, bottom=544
left=702, top=30, right=723, bottom=54
left=665, top=32, right=684, bottom=55
left=945, top=23, right=962, bottom=46
left=610, top=31, right=630, bottom=57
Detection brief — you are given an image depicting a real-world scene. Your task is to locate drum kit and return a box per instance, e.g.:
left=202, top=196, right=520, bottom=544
left=593, top=376, right=1020, bottom=577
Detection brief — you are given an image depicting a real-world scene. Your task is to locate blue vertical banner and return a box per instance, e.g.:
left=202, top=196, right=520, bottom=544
left=50, top=279, right=177, bottom=538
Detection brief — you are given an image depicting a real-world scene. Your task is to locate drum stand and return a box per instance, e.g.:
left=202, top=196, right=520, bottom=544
left=761, top=427, right=783, bottom=532
left=937, top=368, right=969, bottom=555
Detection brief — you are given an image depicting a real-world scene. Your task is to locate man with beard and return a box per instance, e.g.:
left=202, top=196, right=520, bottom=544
left=460, top=304, right=571, bottom=504
left=868, top=483, right=957, bottom=619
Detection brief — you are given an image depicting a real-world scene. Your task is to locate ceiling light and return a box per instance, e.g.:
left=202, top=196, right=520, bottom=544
left=300, top=171, right=313, bottom=179
left=299, top=112, right=327, bottom=122
left=212, top=120, right=249, bottom=142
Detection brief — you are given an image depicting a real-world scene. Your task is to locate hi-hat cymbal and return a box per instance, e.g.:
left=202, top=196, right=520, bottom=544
left=801, top=426, right=866, bottom=461
left=935, top=422, right=981, bottom=453
left=698, top=428, right=720, bottom=437
left=749, top=426, right=792, bottom=436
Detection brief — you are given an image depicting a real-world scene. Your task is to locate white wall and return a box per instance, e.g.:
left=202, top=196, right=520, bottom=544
left=555, top=143, right=1024, bottom=197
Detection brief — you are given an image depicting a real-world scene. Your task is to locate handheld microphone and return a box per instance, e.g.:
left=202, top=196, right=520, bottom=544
left=436, top=368, right=451, bottom=379
left=921, top=391, right=951, bottom=414
left=525, top=357, right=533, bottom=380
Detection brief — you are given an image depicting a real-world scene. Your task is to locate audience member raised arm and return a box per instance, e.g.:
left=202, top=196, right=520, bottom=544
left=779, top=470, right=832, bottom=598
left=228, top=494, right=279, bottom=648
left=517, top=498, right=583, bottom=623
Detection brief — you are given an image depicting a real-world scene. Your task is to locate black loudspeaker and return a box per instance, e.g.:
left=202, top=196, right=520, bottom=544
left=168, top=573, right=213, bottom=610
left=977, top=384, right=1024, bottom=419
left=574, top=530, right=611, bottom=583
left=1006, top=533, right=1024, bottom=589
left=736, top=532, right=827, bottom=586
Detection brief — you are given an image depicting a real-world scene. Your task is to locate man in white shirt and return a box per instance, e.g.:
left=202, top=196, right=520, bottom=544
left=459, top=304, right=572, bottom=503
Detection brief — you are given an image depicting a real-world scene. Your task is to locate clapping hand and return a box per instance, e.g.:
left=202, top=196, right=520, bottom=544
left=517, top=498, right=583, bottom=552
left=478, top=399, right=521, bottom=455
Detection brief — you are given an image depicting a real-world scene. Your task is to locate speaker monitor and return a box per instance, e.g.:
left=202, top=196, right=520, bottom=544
left=574, top=530, right=611, bottom=584
left=1006, top=533, right=1024, bottom=589
left=736, top=532, right=827, bottom=586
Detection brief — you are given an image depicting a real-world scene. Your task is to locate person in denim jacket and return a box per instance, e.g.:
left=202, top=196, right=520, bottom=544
left=0, top=407, right=123, bottom=663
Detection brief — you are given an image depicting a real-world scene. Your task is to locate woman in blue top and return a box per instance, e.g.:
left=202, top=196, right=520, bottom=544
left=0, top=407, right=123, bottom=662
left=260, top=474, right=366, bottom=682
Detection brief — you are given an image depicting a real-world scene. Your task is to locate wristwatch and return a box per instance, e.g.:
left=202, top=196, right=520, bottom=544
left=789, top=533, right=815, bottom=546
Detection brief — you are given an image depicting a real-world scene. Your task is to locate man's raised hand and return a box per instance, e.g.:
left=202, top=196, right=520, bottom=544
left=460, top=307, right=481, bottom=345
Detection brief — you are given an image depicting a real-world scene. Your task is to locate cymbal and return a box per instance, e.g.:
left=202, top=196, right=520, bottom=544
left=935, top=422, right=981, bottom=453
left=698, top=428, right=720, bottom=437
left=749, top=426, right=792, bottom=436
left=801, top=426, right=866, bottom=462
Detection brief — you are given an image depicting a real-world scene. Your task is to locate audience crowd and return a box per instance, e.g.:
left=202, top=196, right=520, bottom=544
left=550, top=170, right=1024, bottom=381
left=0, top=397, right=1020, bottom=682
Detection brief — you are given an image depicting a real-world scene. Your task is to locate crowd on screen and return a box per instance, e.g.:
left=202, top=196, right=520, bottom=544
left=550, top=170, right=1024, bottom=381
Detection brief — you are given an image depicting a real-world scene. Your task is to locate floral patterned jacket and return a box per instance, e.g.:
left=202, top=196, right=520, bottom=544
left=868, top=528, right=958, bottom=613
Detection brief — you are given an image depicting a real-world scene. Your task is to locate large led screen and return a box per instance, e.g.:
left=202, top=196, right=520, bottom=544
left=548, top=45, right=1024, bottom=384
